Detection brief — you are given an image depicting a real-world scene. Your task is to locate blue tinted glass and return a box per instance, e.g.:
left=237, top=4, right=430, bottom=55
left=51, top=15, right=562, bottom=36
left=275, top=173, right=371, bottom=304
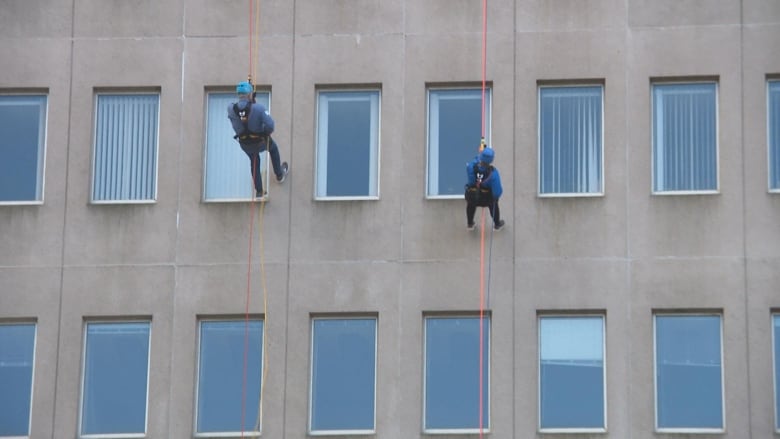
left=539, top=86, right=603, bottom=194
left=327, top=97, right=370, bottom=196
left=0, top=324, right=35, bottom=436
left=81, top=322, right=150, bottom=435
left=655, top=315, right=722, bottom=429
left=652, top=83, right=717, bottom=192
left=197, top=320, right=263, bottom=433
left=774, top=315, right=780, bottom=429
left=205, top=92, right=270, bottom=200
left=539, top=316, right=604, bottom=429
left=424, top=317, right=489, bottom=430
left=427, top=89, right=490, bottom=196
left=770, top=81, right=780, bottom=190
left=0, top=96, right=45, bottom=202
left=311, top=318, right=376, bottom=432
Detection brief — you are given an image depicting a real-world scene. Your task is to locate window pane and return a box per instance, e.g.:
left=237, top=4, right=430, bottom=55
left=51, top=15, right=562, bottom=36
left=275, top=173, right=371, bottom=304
left=196, top=320, right=264, bottom=433
left=655, top=315, right=723, bottom=430
left=315, top=91, right=379, bottom=198
left=205, top=92, right=270, bottom=200
left=652, top=83, right=718, bottom=192
left=427, top=88, right=491, bottom=196
left=0, top=324, right=35, bottom=436
left=769, top=81, right=780, bottom=190
left=539, top=86, right=603, bottom=194
left=774, top=315, right=780, bottom=430
left=310, top=318, right=376, bottom=432
left=0, top=95, right=46, bottom=202
left=539, top=316, right=604, bottom=429
left=92, top=94, right=159, bottom=202
left=81, top=322, right=150, bottom=435
left=424, top=316, right=489, bottom=431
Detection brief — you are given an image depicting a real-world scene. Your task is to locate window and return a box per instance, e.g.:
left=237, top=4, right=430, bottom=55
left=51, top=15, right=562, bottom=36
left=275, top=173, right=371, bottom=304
left=0, top=323, right=36, bottom=437
left=204, top=91, right=270, bottom=201
left=654, top=314, right=723, bottom=432
left=309, top=317, right=376, bottom=434
left=769, top=80, right=780, bottom=192
left=315, top=90, right=380, bottom=199
left=652, top=82, right=718, bottom=193
left=424, top=316, right=490, bottom=432
left=538, top=315, right=605, bottom=431
left=0, top=95, right=46, bottom=204
left=427, top=88, right=491, bottom=197
left=773, top=314, right=780, bottom=431
left=539, top=85, right=603, bottom=195
left=196, top=319, right=264, bottom=435
left=80, top=321, right=150, bottom=436
left=91, top=93, right=159, bottom=203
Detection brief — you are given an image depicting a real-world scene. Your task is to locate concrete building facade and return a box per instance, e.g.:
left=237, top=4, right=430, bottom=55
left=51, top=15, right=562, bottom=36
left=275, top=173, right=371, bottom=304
left=1, top=0, right=780, bottom=438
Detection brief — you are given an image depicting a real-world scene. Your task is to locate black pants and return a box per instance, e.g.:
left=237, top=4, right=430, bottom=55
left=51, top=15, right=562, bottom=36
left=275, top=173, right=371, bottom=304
left=240, top=136, right=283, bottom=193
left=466, top=189, right=501, bottom=226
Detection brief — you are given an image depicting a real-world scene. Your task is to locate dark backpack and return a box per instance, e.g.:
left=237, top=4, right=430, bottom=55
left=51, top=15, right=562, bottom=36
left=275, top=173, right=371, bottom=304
left=465, top=165, right=494, bottom=206
left=232, top=103, right=266, bottom=144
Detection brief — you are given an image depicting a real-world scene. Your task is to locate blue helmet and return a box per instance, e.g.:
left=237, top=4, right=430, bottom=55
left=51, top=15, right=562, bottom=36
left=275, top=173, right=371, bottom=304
left=236, top=81, right=253, bottom=95
left=479, top=147, right=495, bottom=164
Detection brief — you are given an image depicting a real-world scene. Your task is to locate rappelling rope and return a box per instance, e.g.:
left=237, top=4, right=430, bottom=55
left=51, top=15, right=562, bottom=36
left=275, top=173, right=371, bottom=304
left=477, top=0, right=489, bottom=436
left=240, top=0, right=268, bottom=436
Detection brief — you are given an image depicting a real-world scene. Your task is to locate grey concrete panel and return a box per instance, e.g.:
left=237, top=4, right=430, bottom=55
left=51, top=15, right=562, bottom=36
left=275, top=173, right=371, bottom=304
left=62, top=38, right=183, bottom=265
left=517, top=0, right=627, bottom=32
left=628, top=0, right=741, bottom=27
left=742, top=25, right=780, bottom=259
left=742, top=0, right=780, bottom=25
left=627, top=26, right=745, bottom=258
left=0, top=0, right=73, bottom=38
left=630, top=257, right=750, bottom=437
left=745, top=258, right=780, bottom=438
left=167, top=264, right=289, bottom=438
left=74, top=0, right=183, bottom=38
left=294, top=0, right=403, bottom=36
left=405, top=0, right=514, bottom=35
left=0, top=267, right=61, bottom=439
left=53, top=265, right=175, bottom=438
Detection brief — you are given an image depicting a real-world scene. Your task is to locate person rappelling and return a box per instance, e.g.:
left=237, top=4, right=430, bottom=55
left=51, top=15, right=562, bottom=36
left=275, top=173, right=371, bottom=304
left=465, top=145, right=504, bottom=231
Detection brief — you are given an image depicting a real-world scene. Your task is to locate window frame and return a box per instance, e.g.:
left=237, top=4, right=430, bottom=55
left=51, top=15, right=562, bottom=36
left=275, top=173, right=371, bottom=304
left=203, top=89, right=271, bottom=203
left=537, top=83, right=605, bottom=198
left=422, top=314, right=491, bottom=434
left=653, top=312, right=725, bottom=433
left=0, top=93, right=48, bottom=205
left=193, top=318, right=264, bottom=437
left=537, top=313, right=607, bottom=433
left=90, top=91, right=160, bottom=204
left=768, top=79, right=780, bottom=193
left=78, top=320, right=151, bottom=439
left=314, top=88, right=381, bottom=201
left=425, top=86, right=492, bottom=199
left=308, top=315, right=377, bottom=435
left=0, top=321, right=37, bottom=438
left=650, top=80, right=720, bottom=195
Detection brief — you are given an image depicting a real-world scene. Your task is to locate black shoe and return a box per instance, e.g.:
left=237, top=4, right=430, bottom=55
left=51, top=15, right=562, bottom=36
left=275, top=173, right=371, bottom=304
left=255, top=189, right=266, bottom=198
left=276, top=162, right=289, bottom=183
left=494, top=220, right=505, bottom=231
left=467, top=222, right=476, bottom=231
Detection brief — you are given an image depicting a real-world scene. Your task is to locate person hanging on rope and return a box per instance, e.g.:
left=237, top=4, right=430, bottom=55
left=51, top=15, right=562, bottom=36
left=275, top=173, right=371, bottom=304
left=465, top=146, right=505, bottom=231
left=228, top=80, right=289, bottom=197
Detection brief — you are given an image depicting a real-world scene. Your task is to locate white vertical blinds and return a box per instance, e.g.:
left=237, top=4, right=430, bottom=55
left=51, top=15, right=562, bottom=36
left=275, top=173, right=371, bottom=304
left=539, top=86, right=603, bottom=195
left=92, top=94, right=159, bottom=202
left=769, top=81, right=780, bottom=191
left=652, top=83, right=717, bottom=192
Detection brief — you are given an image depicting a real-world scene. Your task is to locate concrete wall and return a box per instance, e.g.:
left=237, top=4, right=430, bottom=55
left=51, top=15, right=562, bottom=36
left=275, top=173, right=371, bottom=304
left=1, top=0, right=779, bottom=438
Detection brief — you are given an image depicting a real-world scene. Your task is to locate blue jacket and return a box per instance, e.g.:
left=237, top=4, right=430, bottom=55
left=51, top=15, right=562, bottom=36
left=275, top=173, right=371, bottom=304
left=466, top=156, right=503, bottom=198
left=227, top=99, right=275, bottom=137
